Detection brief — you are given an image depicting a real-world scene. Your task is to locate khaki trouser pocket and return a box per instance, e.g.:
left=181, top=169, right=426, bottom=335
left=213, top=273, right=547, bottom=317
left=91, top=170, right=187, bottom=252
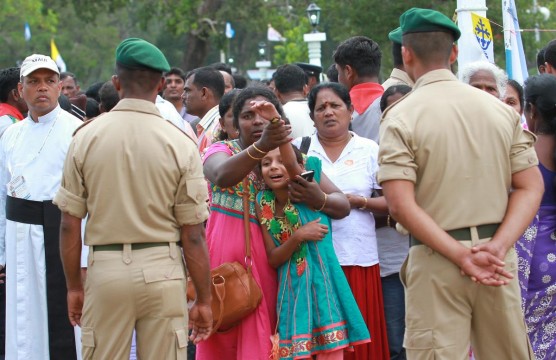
left=175, top=328, right=188, bottom=359
left=143, top=265, right=187, bottom=318
left=404, top=329, right=436, bottom=360
left=81, top=327, right=96, bottom=359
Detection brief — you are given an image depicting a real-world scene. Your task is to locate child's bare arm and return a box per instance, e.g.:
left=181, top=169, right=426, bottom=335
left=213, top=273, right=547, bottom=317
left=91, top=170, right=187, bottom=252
left=279, top=142, right=303, bottom=179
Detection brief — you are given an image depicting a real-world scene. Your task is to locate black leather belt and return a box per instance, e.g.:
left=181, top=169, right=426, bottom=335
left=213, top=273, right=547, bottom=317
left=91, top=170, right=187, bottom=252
left=410, top=223, right=500, bottom=247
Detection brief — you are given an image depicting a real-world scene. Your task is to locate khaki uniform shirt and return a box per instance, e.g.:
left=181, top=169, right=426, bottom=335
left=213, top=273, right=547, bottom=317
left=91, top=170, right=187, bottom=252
left=381, top=68, right=414, bottom=91
left=54, top=98, right=209, bottom=245
left=378, top=69, right=538, bottom=231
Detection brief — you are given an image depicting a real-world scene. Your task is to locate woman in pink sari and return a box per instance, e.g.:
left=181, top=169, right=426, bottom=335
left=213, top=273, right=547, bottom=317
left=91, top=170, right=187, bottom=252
left=197, top=87, right=291, bottom=359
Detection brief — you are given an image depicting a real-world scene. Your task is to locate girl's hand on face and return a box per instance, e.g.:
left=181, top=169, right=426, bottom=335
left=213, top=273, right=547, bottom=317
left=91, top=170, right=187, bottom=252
left=294, top=218, right=328, bottom=242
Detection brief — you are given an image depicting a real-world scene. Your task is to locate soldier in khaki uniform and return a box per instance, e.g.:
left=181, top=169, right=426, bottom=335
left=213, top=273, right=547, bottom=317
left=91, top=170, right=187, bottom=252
left=378, top=8, right=543, bottom=360
left=55, top=38, right=212, bottom=359
left=381, top=27, right=414, bottom=91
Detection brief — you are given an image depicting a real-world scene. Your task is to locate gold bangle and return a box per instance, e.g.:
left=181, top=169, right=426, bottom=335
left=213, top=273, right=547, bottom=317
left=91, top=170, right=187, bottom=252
left=251, top=143, right=268, bottom=155
left=358, top=196, right=367, bottom=210
left=270, top=116, right=281, bottom=123
left=387, top=215, right=391, bottom=228
left=246, top=147, right=264, bottom=160
left=315, top=193, right=327, bottom=212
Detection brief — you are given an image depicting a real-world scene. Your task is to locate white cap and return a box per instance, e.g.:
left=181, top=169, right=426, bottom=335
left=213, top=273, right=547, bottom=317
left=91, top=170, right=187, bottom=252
left=20, top=54, right=60, bottom=78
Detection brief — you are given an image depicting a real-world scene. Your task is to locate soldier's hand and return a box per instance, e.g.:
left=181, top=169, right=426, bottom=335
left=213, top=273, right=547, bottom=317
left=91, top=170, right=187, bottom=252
left=459, top=249, right=512, bottom=286
left=67, top=288, right=84, bottom=326
left=189, top=302, right=213, bottom=344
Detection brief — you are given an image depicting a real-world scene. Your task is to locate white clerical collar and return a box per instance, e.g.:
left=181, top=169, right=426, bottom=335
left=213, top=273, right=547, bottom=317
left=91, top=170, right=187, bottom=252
left=31, top=105, right=61, bottom=124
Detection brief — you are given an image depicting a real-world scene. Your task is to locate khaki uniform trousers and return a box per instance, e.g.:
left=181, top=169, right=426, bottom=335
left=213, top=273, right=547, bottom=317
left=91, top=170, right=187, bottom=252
left=400, top=229, right=534, bottom=360
left=81, top=243, right=189, bottom=360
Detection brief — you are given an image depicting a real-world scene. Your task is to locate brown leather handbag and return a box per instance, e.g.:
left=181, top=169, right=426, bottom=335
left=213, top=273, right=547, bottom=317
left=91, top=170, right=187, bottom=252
left=187, top=178, right=263, bottom=333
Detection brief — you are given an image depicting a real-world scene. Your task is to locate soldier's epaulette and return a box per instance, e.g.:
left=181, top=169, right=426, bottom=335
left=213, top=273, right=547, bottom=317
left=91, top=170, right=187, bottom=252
left=72, top=118, right=95, bottom=136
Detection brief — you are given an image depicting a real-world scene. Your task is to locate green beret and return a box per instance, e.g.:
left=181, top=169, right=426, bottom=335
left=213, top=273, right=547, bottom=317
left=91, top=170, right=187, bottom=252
left=388, top=27, right=403, bottom=44
left=115, top=38, right=170, bottom=73
left=400, top=8, right=461, bottom=41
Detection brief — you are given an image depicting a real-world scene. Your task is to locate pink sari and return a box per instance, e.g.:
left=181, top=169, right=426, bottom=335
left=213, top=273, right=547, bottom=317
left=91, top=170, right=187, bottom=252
left=196, top=141, right=277, bottom=360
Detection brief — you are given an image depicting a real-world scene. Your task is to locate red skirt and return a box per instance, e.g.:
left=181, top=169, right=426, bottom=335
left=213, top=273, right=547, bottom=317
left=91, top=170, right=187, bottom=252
left=342, top=264, right=390, bottom=360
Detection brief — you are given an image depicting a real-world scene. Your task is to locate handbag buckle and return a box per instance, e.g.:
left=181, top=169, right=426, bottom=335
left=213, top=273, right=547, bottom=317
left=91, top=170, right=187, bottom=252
left=244, top=256, right=253, bottom=268
left=212, top=275, right=225, bottom=285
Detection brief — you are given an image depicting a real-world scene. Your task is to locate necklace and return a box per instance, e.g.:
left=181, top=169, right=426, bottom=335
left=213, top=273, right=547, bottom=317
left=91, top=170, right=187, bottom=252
left=259, top=190, right=308, bottom=275
left=9, top=109, right=61, bottom=165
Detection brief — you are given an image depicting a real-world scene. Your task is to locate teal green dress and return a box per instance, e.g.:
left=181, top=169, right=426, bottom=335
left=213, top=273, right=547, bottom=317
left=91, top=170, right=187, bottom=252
left=257, top=157, right=370, bottom=359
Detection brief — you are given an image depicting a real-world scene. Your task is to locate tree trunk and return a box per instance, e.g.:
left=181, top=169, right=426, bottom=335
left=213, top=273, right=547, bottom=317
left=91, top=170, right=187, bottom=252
left=182, top=0, right=225, bottom=70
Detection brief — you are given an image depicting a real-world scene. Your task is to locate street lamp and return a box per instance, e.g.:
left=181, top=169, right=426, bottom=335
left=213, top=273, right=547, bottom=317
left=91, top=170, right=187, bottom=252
left=306, top=3, right=321, bottom=33
left=303, top=2, right=326, bottom=67
left=258, top=41, right=267, bottom=60
left=255, top=41, right=271, bottom=81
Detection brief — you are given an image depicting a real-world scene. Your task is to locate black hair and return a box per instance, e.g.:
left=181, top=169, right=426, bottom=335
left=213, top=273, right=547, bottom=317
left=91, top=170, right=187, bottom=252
left=537, top=47, right=546, bottom=71
left=98, top=81, right=120, bottom=112
left=0, top=67, right=20, bottom=102
left=274, top=64, right=308, bottom=94
left=524, top=74, right=556, bottom=132
left=58, top=94, right=72, bottom=112
left=333, top=36, right=381, bottom=78
left=232, top=86, right=284, bottom=130
left=217, top=89, right=241, bottom=141
left=85, top=97, right=100, bottom=118
left=115, top=63, right=163, bottom=95
left=85, top=82, right=104, bottom=103
left=308, top=82, right=351, bottom=116
left=233, top=74, right=247, bottom=89
left=403, top=32, right=454, bottom=64
left=506, top=79, right=524, bottom=114
left=380, top=85, right=412, bottom=112
left=60, top=71, right=78, bottom=84
left=185, top=66, right=225, bottom=101
left=544, top=40, right=556, bottom=68
left=210, top=62, right=232, bottom=74
left=524, top=74, right=556, bottom=185
left=326, top=64, right=338, bottom=83
left=292, top=144, right=304, bottom=164
left=392, top=42, right=403, bottom=67
left=219, top=88, right=241, bottom=118
left=165, top=67, right=186, bottom=81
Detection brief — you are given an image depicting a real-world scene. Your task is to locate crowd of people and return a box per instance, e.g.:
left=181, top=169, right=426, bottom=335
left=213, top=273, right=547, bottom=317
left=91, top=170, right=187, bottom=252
left=0, top=6, right=555, bottom=360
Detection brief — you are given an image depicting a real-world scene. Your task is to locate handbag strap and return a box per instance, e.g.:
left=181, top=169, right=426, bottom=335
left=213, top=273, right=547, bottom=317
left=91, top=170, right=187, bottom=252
left=242, top=178, right=252, bottom=273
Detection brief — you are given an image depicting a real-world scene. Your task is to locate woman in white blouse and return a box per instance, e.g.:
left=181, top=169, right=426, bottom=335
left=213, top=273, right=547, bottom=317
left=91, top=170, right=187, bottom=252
left=292, top=82, right=390, bottom=360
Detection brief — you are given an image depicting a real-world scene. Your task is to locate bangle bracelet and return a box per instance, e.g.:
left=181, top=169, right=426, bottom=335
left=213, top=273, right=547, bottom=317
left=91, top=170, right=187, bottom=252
left=251, top=143, right=268, bottom=155
left=387, top=215, right=391, bottom=228
left=359, top=196, right=367, bottom=210
left=246, top=147, right=264, bottom=160
left=315, top=193, right=327, bottom=212
left=270, top=116, right=281, bottom=123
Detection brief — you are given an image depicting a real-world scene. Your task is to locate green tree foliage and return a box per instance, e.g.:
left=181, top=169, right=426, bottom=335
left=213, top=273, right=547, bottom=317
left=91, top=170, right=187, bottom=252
left=0, top=0, right=59, bottom=67
left=272, top=20, right=311, bottom=66
left=1, top=0, right=554, bottom=88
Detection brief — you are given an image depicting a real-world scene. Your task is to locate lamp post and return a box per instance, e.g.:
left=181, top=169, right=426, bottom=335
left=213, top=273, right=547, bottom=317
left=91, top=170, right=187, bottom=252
left=255, top=41, right=271, bottom=81
left=303, top=2, right=326, bottom=67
